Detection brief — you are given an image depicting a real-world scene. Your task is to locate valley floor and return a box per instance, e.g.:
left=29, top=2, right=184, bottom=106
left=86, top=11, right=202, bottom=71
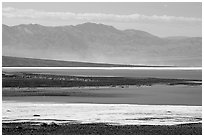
left=2, top=71, right=202, bottom=135
left=2, top=122, right=202, bottom=135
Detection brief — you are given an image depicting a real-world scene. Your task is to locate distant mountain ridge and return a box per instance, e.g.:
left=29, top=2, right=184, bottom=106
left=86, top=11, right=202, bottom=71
left=2, top=23, right=202, bottom=66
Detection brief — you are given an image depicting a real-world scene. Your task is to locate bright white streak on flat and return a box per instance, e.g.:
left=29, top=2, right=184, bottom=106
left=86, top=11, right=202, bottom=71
left=2, top=67, right=202, bottom=70
left=2, top=102, right=202, bottom=125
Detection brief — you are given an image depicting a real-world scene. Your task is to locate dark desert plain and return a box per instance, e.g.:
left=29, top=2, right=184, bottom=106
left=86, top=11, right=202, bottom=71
left=2, top=68, right=202, bottom=135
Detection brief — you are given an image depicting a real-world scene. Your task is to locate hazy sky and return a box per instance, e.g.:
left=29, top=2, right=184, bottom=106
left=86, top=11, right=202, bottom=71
left=3, top=2, right=202, bottom=37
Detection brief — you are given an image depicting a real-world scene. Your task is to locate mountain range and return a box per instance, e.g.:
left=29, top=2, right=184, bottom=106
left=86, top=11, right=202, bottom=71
left=2, top=23, right=202, bottom=66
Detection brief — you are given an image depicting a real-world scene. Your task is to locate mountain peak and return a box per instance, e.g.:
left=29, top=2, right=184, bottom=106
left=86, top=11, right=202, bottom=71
left=15, top=23, right=43, bottom=28
left=76, top=22, right=110, bottom=27
left=75, top=22, right=118, bottom=32
left=2, top=24, right=9, bottom=27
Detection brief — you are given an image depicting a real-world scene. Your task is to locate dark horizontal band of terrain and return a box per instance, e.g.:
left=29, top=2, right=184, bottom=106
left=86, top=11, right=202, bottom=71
left=2, top=71, right=201, bottom=88
left=2, top=122, right=202, bottom=135
left=3, top=56, right=174, bottom=67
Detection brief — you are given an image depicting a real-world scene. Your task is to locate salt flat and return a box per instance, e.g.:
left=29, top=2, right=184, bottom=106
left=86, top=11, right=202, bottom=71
left=2, top=69, right=202, bottom=126
left=2, top=85, right=202, bottom=125
left=2, top=101, right=201, bottom=125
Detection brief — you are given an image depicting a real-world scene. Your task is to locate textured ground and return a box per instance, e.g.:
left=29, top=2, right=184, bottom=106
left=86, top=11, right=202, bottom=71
left=2, top=122, right=202, bottom=135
